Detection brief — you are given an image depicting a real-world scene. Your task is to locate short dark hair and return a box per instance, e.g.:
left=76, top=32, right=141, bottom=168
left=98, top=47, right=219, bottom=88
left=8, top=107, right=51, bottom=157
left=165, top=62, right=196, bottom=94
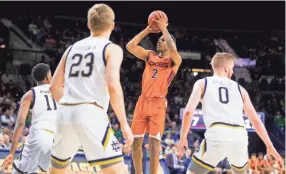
left=31, top=63, right=50, bottom=82
left=251, top=153, right=257, bottom=157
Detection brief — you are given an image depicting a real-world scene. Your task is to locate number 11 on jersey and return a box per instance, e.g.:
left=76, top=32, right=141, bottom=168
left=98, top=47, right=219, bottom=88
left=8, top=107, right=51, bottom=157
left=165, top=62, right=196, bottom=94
left=44, top=95, right=57, bottom=110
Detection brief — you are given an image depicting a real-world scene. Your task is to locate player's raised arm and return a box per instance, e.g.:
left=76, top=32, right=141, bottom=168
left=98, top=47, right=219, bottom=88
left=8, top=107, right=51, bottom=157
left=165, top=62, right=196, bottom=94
left=2, top=90, right=32, bottom=169
left=178, top=79, right=204, bottom=156
left=105, top=43, right=134, bottom=151
left=241, top=86, right=283, bottom=162
left=50, top=46, right=71, bottom=102
left=154, top=12, right=182, bottom=72
left=126, top=26, right=155, bottom=61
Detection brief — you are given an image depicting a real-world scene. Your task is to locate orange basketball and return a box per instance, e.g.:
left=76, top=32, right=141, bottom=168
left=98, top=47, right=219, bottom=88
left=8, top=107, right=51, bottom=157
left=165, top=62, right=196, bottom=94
left=148, top=10, right=168, bottom=32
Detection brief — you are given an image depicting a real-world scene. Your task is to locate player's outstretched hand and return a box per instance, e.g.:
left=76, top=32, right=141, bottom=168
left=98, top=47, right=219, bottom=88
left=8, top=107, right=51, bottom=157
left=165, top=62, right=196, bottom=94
left=178, top=138, right=188, bottom=157
left=121, top=124, right=134, bottom=155
left=1, top=153, right=13, bottom=170
left=267, top=145, right=284, bottom=167
left=152, top=12, right=168, bottom=31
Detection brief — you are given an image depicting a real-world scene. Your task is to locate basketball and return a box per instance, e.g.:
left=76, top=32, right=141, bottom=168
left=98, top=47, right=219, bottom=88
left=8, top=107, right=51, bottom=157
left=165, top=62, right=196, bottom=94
left=148, top=10, right=168, bottom=32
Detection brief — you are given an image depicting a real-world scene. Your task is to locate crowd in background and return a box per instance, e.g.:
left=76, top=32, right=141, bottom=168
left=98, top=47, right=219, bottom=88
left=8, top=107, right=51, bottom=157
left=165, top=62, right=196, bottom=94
left=0, top=15, right=284, bottom=173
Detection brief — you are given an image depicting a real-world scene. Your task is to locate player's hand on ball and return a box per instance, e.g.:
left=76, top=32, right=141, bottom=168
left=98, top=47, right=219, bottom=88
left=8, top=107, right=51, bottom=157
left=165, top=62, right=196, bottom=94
left=1, top=153, right=14, bottom=170
left=178, top=138, right=188, bottom=157
left=152, top=12, right=168, bottom=31
left=146, top=26, right=161, bottom=34
left=267, top=145, right=284, bottom=167
left=121, top=123, right=134, bottom=154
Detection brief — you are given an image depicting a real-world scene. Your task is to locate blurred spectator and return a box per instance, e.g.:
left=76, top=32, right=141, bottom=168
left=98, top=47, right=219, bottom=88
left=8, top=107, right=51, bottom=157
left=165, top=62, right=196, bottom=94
left=0, top=134, right=5, bottom=148
left=113, top=123, right=123, bottom=141
left=274, top=111, right=285, bottom=130
left=109, top=112, right=118, bottom=125
left=182, top=149, right=192, bottom=173
left=166, top=145, right=182, bottom=174
left=264, top=155, right=276, bottom=173
left=191, top=140, right=200, bottom=153
left=1, top=108, right=15, bottom=128
left=3, top=134, right=11, bottom=149
left=1, top=72, right=13, bottom=84
left=256, top=152, right=271, bottom=174
left=187, top=130, right=201, bottom=148
left=43, top=16, right=53, bottom=32
left=164, top=145, right=171, bottom=155
left=164, top=133, right=175, bottom=146
left=28, top=20, right=38, bottom=38
left=170, top=121, right=179, bottom=133
left=248, top=153, right=259, bottom=174
left=174, top=95, right=183, bottom=105
left=3, top=127, right=12, bottom=138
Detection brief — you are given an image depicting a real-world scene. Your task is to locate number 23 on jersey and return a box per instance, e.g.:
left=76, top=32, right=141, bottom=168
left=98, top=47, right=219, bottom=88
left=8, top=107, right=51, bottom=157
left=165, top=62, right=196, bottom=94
left=69, top=52, right=94, bottom=77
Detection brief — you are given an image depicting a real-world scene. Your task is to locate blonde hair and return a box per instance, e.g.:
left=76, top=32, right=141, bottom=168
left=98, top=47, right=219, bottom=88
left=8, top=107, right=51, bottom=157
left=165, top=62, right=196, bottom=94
left=210, top=52, right=236, bottom=70
left=87, top=3, right=115, bottom=32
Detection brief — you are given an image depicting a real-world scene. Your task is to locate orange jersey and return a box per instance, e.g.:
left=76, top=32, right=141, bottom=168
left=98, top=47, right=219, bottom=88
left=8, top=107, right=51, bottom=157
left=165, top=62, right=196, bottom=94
left=141, top=51, right=175, bottom=97
left=266, top=159, right=274, bottom=167
left=257, top=159, right=266, bottom=168
left=249, top=159, right=257, bottom=170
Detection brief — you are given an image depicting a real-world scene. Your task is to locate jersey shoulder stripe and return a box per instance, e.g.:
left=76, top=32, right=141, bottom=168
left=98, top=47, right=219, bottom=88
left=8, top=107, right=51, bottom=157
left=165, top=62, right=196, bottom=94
left=30, top=88, right=36, bottom=109
left=102, top=43, right=111, bottom=66
left=202, top=78, right=208, bottom=99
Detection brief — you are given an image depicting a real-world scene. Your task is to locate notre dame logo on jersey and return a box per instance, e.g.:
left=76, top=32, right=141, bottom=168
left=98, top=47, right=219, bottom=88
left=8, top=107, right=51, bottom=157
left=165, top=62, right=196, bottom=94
left=111, top=141, right=121, bottom=152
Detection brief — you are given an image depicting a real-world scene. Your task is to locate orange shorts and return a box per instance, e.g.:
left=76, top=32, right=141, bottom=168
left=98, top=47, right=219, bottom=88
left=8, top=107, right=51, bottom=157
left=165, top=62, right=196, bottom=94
left=131, top=96, right=167, bottom=140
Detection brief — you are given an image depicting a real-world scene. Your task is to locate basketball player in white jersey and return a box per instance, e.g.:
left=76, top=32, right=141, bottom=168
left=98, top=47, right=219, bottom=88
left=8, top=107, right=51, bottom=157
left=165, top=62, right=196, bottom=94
left=178, top=52, right=283, bottom=174
left=2, top=63, right=57, bottom=173
left=49, top=3, right=133, bottom=174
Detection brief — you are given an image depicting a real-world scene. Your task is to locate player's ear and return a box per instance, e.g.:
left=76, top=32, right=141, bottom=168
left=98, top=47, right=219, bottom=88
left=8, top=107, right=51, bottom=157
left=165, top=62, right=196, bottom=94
left=224, top=65, right=228, bottom=73
left=87, top=22, right=91, bottom=30
left=110, top=22, right=115, bottom=31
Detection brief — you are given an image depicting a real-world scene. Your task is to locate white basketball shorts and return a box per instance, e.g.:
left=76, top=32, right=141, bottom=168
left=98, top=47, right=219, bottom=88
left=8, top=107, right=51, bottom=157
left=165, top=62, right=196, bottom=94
left=13, top=128, right=54, bottom=173
left=51, top=104, right=123, bottom=169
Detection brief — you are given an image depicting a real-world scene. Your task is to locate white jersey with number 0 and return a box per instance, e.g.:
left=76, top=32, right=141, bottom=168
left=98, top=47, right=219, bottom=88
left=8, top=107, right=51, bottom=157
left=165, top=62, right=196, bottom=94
left=31, top=84, right=57, bottom=132
left=59, top=37, right=111, bottom=112
left=201, top=76, right=248, bottom=142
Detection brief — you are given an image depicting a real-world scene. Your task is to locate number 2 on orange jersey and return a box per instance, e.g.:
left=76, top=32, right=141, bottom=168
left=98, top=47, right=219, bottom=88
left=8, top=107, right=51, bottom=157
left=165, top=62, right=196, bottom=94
left=151, top=69, right=158, bottom=78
